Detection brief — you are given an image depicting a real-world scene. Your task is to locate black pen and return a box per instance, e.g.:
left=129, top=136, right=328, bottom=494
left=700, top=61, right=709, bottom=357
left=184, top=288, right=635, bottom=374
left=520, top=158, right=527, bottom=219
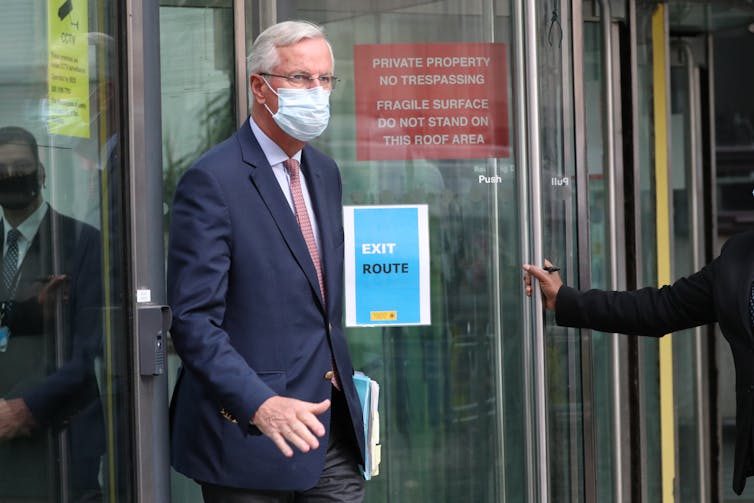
left=543, top=266, right=560, bottom=273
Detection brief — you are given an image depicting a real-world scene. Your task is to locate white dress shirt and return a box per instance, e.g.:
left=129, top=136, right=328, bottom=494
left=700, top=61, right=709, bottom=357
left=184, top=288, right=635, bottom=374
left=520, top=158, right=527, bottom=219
left=249, top=118, right=322, bottom=251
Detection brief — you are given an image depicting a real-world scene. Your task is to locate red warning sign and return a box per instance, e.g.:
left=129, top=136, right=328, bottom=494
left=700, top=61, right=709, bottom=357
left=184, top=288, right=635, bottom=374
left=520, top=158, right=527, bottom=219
left=354, top=43, right=509, bottom=161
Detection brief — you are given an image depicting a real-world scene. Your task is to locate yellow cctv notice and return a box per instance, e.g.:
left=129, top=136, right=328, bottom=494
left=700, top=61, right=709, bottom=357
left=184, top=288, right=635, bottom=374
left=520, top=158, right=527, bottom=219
left=370, top=311, right=397, bottom=321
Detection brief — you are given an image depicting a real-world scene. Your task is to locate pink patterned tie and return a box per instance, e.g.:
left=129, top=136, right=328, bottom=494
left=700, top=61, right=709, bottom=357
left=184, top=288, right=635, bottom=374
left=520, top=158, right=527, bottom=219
left=284, top=158, right=325, bottom=301
left=283, top=159, right=339, bottom=389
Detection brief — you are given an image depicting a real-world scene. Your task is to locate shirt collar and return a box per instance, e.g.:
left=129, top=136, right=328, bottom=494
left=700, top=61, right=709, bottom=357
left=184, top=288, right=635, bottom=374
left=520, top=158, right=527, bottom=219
left=249, top=117, right=302, bottom=166
left=2, top=202, right=49, bottom=243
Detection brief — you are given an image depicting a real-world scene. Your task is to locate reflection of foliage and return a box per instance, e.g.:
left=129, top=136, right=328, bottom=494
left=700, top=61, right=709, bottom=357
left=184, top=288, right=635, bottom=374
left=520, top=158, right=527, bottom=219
left=162, top=87, right=235, bottom=244
left=201, top=91, right=236, bottom=151
left=161, top=138, right=192, bottom=241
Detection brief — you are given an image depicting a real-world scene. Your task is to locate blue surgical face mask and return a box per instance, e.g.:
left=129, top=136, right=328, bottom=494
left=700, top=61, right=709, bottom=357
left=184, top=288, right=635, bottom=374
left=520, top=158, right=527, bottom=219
left=264, top=80, right=331, bottom=141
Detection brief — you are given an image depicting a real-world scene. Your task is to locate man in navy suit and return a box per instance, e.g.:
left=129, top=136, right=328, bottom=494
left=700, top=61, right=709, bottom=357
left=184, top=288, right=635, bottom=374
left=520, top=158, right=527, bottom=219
left=0, top=126, right=103, bottom=500
left=523, top=230, right=754, bottom=495
left=168, top=20, right=365, bottom=502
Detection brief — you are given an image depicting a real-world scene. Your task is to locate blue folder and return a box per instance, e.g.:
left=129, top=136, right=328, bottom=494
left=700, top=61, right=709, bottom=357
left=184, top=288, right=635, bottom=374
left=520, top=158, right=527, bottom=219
left=353, top=371, right=380, bottom=480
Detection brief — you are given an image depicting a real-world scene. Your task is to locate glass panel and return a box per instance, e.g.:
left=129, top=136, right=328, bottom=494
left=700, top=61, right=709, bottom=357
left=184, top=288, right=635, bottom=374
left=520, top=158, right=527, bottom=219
left=669, top=45, right=701, bottom=502
left=160, top=1, right=235, bottom=231
left=0, top=2, right=132, bottom=501
left=635, top=4, right=662, bottom=501
left=583, top=19, right=616, bottom=502
left=714, top=15, right=754, bottom=503
left=536, top=0, right=584, bottom=499
left=157, top=1, right=236, bottom=501
left=288, top=2, right=523, bottom=501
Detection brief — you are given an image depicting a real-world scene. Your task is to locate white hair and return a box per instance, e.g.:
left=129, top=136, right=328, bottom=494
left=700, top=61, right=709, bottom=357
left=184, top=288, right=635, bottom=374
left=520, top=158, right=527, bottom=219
left=246, top=20, right=334, bottom=76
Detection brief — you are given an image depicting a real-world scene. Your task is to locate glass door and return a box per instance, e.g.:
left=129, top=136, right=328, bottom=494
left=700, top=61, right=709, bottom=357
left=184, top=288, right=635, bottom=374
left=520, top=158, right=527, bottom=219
left=625, top=2, right=664, bottom=501
left=159, top=0, right=532, bottom=500
left=157, top=1, right=237, bottom=500
left=310, top=3, right=525, bottom=501
left=668, top=33, right=710, bottom=502
left=0, top=1, right=134, bottom=501
left=582, top=11, right=626, bottom=502
left=534, top=0, right=585, bottom=499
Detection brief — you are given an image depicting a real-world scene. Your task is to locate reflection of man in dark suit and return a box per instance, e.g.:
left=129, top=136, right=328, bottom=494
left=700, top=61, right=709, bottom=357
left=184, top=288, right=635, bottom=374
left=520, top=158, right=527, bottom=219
left=524, top=230, right=754, bottom=495
left=168, top=20, right=365, bottom=502
left=0, top=126, right=103, bottom=501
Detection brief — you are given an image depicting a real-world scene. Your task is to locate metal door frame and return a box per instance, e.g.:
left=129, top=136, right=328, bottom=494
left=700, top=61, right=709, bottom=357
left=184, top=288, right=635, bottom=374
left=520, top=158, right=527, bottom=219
left=125, top=0, right=171, bottom=501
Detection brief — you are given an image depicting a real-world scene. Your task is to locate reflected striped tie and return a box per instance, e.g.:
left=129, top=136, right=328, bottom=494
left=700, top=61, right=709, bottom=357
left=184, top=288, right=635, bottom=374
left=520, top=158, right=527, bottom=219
left=2, top=229, right=20, bottom=294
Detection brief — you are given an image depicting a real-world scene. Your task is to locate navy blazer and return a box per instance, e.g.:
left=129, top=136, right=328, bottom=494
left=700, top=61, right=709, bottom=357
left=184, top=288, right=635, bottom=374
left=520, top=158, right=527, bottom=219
left=556, top=230, right=754, bottom=495
left=0, top=208, right=103, bottom=497
left=167, top=120, right=364, bottom=490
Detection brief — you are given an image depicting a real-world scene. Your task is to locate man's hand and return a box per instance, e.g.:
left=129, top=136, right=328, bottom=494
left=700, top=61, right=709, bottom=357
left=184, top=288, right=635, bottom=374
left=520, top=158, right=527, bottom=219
left=523, top=260, right=563, bottom=311
left=0, top=398, right=36, bottom=440
left=252, top=396, right=330, bottom=457
left=36, top=274, right=70, bottom=306
left=36, top=275, right=70, bottom=321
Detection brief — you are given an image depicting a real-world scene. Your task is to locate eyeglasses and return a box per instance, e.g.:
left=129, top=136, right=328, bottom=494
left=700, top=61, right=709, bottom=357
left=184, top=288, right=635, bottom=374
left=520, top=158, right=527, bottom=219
left=260, top=72, right=340, bottom=90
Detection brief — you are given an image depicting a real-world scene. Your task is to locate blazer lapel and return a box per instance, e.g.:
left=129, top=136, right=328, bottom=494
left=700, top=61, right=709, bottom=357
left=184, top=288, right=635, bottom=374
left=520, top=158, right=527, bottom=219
left=744, top=249, right=754, bottom=342
left=237, top=122, right=325, bottom=310
left=729, top=232, right=754, bottom=343
left=0, top=221, right=6, bottom=298
left=14, top=211, right=53, bottom=299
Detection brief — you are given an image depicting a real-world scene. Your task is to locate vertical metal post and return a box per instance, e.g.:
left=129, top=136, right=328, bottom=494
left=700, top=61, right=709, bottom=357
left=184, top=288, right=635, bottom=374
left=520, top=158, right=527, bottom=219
left=677, top=40, right=711, bottom=503
left=596, top=2, right=626, bottom=501
left=704, top=37, right=717, bottom=252
left=125, top=0, right=170, bottom=501
left=704, top=31, right=720, bottom=501
left=559, top=3, right=590, bottom=499
left=521, top=0, right=549, bottom=500
left=234, top=0, right=248, bottom=127
left=570, top=2, right=598, bottom=502
left=625, top=3, right=653, bottom=501
left=51, top=211, right=69, bottom=502
left=513, top=0, right=536, bottom=499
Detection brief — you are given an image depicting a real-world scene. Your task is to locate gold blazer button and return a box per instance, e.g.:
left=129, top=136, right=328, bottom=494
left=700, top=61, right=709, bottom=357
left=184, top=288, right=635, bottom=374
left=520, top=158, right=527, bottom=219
left=324, top=370, right=334, bottom=380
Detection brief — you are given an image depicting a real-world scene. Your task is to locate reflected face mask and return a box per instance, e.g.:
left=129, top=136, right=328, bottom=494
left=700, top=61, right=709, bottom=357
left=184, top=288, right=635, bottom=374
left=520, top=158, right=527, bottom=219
left=263, top=79, right=331, bottom=141
left=0, top=170, right=41, bottom=210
